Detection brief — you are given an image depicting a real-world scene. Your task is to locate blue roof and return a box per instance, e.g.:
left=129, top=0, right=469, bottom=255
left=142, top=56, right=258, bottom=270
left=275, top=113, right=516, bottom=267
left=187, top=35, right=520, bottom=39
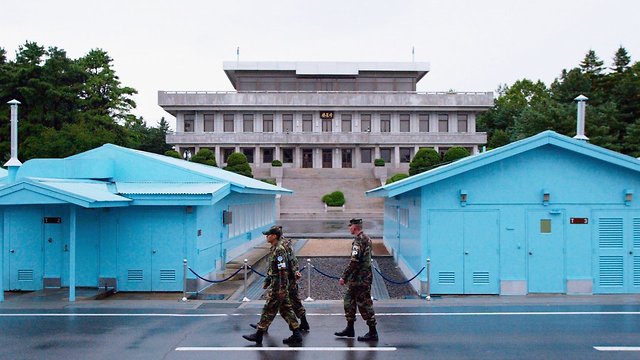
left=366, top=130, right=640, bottom=198
left=0, top=167, right=6, bottom=183
left=115, top=182, right=228, bottom=195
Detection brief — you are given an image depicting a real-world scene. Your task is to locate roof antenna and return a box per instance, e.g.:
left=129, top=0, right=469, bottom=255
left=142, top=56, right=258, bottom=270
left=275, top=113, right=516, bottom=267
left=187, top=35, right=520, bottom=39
left=4, top=99, right=22, bottom=183
left=236, top=46, right=240, bottom=63
left=412, top=46, right=415, bottom=62
left=573, top=95, right=589, bottom=141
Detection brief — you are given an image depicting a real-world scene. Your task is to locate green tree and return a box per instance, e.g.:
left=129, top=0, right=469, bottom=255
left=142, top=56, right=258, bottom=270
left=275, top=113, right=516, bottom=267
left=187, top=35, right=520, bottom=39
left=487, top=129, right=510, bottom=149
left=409, top=148, right=440, bottom=176
left=386, top=173, right=409, bottom=184
left=164, top=150, right=181, bottom=159
left=191, top=148, right=217, bottom=167
left=443, top=147, right=470, bottom=163
left=223, top=152, right=253, bottom=177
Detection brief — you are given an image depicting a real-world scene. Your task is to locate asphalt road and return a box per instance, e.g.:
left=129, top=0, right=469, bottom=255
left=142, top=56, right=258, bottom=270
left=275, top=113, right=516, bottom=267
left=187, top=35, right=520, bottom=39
left=1, top=301, right=639, bottom=360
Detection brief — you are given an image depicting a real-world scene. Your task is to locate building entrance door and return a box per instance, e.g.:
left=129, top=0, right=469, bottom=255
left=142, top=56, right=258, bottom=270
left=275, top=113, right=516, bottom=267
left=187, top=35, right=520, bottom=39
left=342, top=149, right=353, bottom=168
left=322, top=149, right=332, bottom=168
left=527, top=210, right=565, bottom=293
left=302, top=149, right=313, bottom=168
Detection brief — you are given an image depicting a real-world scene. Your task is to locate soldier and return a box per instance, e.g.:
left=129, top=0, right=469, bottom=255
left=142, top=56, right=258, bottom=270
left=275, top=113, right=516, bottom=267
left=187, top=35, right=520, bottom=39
left=335, top=218, right=378, bottom=341
left=243, top=227, right=302, bottom=345
left=250, top=226, right=310, bottom=332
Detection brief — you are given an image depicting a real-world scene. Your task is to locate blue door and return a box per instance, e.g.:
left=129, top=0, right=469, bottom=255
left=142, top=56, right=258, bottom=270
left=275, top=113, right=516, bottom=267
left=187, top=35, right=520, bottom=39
left=593, top=211, right=640, bottom=294
left=527, top=210, right=565, bottom=293
left=74, top=208, right=99, bottom=287
left=149, top=207, right=185, bottom=291
left=117, top=209, right=152, bottom=291
left=428, top=211, right=464, bottom=294
left=8, top=207, right=44, bottom=290
left=43, top=206, right=64, bottom=286
left=463, top=211, right=500, bottom=294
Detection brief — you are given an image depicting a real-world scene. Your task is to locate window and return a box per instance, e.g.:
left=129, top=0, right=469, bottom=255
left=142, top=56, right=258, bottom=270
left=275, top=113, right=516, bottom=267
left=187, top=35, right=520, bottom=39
left=263, top=114, right=274, bottom=132
left=223, top=114, right=234, bottom=132
left=322, top=119, right=332, bottom=132
left=380, top=148, right=392, bottom=163
left=341, top=114, right=352, bottom=132
left=222, top=148, right=235, bottom=163
left=241, top=148, right=254, bottom=163
left=203, top=114, right=214, bottom=132
left=438, top=114, right=449, bottom=132
left=243, top=114, right=254, bottom=132
left=419, top=113, right=429, bottom=132
left=262, top=148, right=274, bottom=163
left=361, top=148, right=373, bottom=163
left=282, top=148, right=294, bottom=163
left=380, top=114, right=391, bottom=133
left=399, top=148, right=412, bottom=163
left=282, top=114, right=293, bottom=132
left=540, top=219, right=552, bottom=233
left=302, top=114, right=313, bottom=132
left=183, top=114, right=194, bottom=132
left=458, top=114, right=468, bottom=133
left=399, top=114, right=410, bottom=132
left=361, top=114, right=371, bottom=132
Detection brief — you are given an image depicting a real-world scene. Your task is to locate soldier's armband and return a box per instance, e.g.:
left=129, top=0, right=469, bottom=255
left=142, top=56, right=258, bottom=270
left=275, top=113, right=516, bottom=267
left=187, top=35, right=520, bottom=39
left=276, top=255, right=287, bottom=270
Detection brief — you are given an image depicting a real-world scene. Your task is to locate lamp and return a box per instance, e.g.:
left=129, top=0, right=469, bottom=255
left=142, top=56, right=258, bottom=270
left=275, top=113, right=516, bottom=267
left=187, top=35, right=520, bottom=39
left=459, top=190, right=468, bottom=207
left=625, top=189, right=633, bottom=206
left=542, top=189, right=550, bottom=206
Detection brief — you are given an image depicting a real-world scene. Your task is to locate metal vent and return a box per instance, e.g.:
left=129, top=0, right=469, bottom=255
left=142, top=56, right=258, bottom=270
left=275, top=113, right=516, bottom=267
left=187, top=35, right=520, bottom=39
left=127, top=269, right=144, bottom=282
left=633, top=218, right=640, bottom=249
left=598, top=218, right=623, bottom=248
left=159, top=269, right=176, bottom=282
left=635, top=257, right=640, bottom=287
left=473, top=271, right=490, bottom=284
left=599, top=256, right=623, bottom=286
left=18, top=270, right=34, bottom=282
left=438, top=271, right=455, bottom=284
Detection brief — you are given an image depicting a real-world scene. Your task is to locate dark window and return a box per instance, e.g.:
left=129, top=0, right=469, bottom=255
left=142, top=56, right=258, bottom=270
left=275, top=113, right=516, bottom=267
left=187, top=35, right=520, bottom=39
left=262, top=148, right=274, bottom=163
left=400, top=114, right=410, bottom=132
left=302, top=114, right=313, bottom=132
left=242, top=148, right=254, bottom=163
left=380, top=114, right=391, bottom=133
left=222, top=148, right=235, bottom=163
left=282, top=114, right=293, bottom=132
left=380, top=148, right=392, bottom=163
left=361, top=114, right=371, bottom=132
left=438, top=114, right=449, bottom=132
left=204, top=114, right=214, bottom=132
left=263, top=114, right=274, bottom=132
left=458, top=114, right=468, bottom=133
left=322, top=119, right=332, bottom=132
left=184, top=114, right=194, bottom=132
left=223, top=114, right=234, bottom=132
left=341, top=114, right=352, bottom=132
left=282, top=148, right=294, bottom=163
left=361, top=148, right=373, bottom=163
left=400, top=148, right=412, bottom=163
left=243, top=114, right=254, bottom=132
left=419, top=113, right=429, bottom=132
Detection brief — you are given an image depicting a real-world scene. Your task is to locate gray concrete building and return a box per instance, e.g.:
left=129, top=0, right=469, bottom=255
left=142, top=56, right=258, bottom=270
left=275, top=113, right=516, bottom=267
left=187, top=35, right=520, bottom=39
left=158, top=61, right=494, bottom=173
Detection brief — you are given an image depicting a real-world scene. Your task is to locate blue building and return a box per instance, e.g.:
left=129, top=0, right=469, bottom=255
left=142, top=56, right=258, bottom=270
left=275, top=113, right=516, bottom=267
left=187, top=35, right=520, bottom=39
left=0, top=145, right=290, bottom=300
left=367, top=131, right=640, bottom=295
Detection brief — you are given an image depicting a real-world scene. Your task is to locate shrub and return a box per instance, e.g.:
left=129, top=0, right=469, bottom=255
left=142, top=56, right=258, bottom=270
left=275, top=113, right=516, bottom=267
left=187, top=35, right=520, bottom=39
left=271, top=159, right=282, bottom=167
left=443, top=147, right=470, bottom=163
left=374, top=158, right=386, bottom=166
left=260, top=178, right=276, bottom=185
left=386, top=173, right=409, bottom=184
left=223, top=152, right=254, bottom=178
left=321, top=191, right=346, bottom=206
left=191, top=148, right=217, bottom=167
left=409, top=148, right=441, bottom=175
left=164, top=150, right=182, bottom=159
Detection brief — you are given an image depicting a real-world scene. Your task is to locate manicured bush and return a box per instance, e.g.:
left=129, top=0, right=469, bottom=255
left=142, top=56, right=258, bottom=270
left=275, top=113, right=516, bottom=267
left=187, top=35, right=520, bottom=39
left=164, top=150, right=182, bottom=159
left=374, top=158, right=386, bottom=166
left=386, top=173, right=409, bottom=184
left=260, top=178, right=276, bottom=185
left=409, top=148, right=441, bottom=175
left=322, top=191, right=346, bottom=206
left=271, top=159, right=282, bottom=167
left=443, top=147, right=470, bottom=163
left=223, top=152, right=254, bottom=178
left=191, top=148, right=217, bottom=167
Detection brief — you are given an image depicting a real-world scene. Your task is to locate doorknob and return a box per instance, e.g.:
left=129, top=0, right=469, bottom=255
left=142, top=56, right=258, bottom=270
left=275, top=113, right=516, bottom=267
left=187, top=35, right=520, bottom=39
left=630, top=251, right=634, bottom=255
left=464, top=251, right=469, bottom=255
left=9, top=249, right=15, bottom=253
left=529, top=251, right=533, bottom=255
left=152, top=250, right=157, bottom=254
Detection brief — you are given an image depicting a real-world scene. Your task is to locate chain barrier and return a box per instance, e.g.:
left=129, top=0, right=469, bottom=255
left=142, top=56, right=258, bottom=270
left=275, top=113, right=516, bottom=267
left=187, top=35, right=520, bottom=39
left=188, top=267, right=243, bottom=283
left=311, top=264, right=341, bottom=280
left=248, top=266, right=266, bottom=278
left=374, top=266, right=425, bottom=285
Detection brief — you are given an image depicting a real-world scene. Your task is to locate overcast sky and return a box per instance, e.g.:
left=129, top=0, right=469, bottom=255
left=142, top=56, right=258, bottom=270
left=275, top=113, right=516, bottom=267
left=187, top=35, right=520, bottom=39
left=3, top=0, right=639, bottom=129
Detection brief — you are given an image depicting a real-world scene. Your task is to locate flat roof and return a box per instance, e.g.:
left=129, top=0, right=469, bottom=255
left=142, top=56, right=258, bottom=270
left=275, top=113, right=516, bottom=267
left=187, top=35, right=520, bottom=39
left=223, top=61, right=430, bottom=86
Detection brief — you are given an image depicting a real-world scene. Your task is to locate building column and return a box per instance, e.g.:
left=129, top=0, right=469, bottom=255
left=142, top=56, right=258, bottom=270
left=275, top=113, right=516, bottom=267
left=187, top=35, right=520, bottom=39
left=394, top=146, right=400, bottom=168
left=69, top=206, right=77, bottom=302
left=255, top=146, right=261, bottom=167
left=195, top=111, right=204, bottom=133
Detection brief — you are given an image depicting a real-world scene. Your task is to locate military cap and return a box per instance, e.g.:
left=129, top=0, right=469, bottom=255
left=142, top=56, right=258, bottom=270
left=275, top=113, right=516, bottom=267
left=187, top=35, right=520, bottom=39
left=349, top=218, right=363, bottom=225
left=262, top=226, right=282, bottom=237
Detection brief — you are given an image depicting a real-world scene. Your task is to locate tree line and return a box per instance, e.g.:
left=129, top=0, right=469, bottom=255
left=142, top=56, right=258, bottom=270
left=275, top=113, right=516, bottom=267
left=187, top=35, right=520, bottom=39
left=0, top=41, right=172, bottom=163
left=478, top=47, right=640, bottom=158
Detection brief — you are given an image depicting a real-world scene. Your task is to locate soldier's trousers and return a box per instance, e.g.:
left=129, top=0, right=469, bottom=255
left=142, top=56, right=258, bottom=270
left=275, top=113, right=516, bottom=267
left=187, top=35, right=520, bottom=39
left=343, top=285, right=377, bottom=326
left=289, top=283, right=306, bottom=318
left=257, top=288, right=300, bottom=331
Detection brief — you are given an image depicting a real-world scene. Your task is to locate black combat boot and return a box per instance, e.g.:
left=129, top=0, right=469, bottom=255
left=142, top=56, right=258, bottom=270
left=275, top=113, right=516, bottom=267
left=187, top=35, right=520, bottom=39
left=249, top=323, right=268, bottom=333
left=242, top=329, right=265, bottom=344
left=282, top=328, right=303, bottom=345
left=299, top=315, right=310, bottom=332
left=334, top=321, right=355, bottom=337
left=357, top=324, right=378, bottom=341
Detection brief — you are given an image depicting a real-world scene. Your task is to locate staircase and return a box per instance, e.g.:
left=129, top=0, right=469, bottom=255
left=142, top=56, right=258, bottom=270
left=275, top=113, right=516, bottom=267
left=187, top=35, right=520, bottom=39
left=279, top=168, right=384, bottom=220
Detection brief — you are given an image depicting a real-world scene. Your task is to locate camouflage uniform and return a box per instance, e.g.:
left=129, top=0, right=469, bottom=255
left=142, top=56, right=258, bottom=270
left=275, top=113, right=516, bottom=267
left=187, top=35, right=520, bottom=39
left=341, top=230, right=376, bottom=326
left=282, top=237, right=306, bottom=318
left=256, top=240, right=300, bottom=331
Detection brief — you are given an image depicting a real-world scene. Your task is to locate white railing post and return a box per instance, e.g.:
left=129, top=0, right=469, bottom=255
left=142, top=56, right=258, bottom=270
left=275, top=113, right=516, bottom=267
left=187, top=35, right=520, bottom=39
left=426, top=258, right=431, bottom=302
left=182, top=259, right=188, bottom=302
left=304, top=258, right=314, bottom=302
left=242, top=259, right=250, bottom=302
